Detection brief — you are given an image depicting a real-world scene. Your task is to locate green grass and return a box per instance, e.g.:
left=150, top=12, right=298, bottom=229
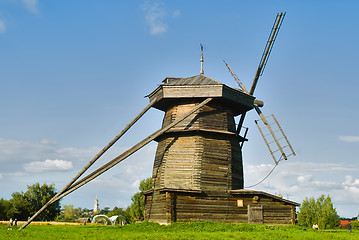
left=1, top=221, right=357, bottom=240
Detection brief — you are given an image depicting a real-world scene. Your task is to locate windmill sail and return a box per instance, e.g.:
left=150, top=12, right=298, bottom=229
left=224, top=12, right=295, bottom=164
left=249, top=12, right=285, bottom=95
left=255, top=114, right=295, bottom=164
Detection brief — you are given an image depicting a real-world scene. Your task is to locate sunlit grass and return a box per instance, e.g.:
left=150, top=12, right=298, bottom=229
left=1, top=221, right=357, bottom=240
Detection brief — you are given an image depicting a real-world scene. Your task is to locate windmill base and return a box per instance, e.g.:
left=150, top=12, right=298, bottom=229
left=143, top=188, right=299, bottom=225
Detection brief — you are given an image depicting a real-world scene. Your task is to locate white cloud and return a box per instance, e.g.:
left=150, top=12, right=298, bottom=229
left=5, top=171, right=26, bottom=176
left=131, top=179, right=141, bottom=188
left=22, top=0, right=39, bottom=14
left=297, top=175, right=312, bottom=184
left=141, top=0, right=167, bottom=35
left=55, top=146, right=100, bottom=160
left=343, top=175, right=353, bottom=185
left=309, top=180, right=342, bottom=190
left=0, top=137, right=99, bottom=173
left=243, top=161, right=359, bottom=217
left=40, top=139, right=58, bottom=145
left=91, top=176, right=141, bottom=195
left=172, top=10, right=180, bottom=18
left=343, top=175, right=359, bottom=190
left=0, top=19, right=6, bottom=34
left=339, top=136, right=359, bottom=143
left=24, top=159, right=73, bottom=172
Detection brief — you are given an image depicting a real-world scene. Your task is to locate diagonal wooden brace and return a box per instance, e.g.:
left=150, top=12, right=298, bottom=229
left=19, top=97, right=212, bottom=230
left=19, top=99, right=156, bottom=230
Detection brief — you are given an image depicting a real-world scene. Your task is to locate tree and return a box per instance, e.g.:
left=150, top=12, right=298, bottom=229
left=81, top=208, right=91, bottom=218
left=8, top=192, right=34, bottom=220
left=0, top=198, right=12, bottom=220
left=63, top=204, right=76, bottom=221
left=298, top=195, right=340, bottom=229
left=297, top=196, right=316, bottom=227
left=8, top=183, right=61, bottom=221
left=320, top=195, right=340, bottom=229
left=56, top=204, right=83, bottom=222
left=108, top=206, right=131, bottom=223
left=100, top=207, right=110, bottom=215
left=129, top=177, right=152, bottom=221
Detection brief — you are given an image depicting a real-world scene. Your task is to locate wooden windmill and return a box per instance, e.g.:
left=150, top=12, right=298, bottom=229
left=142, top=12, right=297, bottom=225
left=20, top=12, right=298, bottom=230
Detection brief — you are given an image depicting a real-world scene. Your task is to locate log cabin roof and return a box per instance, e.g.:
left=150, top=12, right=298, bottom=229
left=162, top=75, right=223, bottom=86
left=148, top=75, right=255, bottom=116
left=230, top=189, right=300, bottom=206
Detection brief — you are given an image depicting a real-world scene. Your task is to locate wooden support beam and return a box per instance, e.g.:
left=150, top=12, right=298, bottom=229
left=53, top=98, right=212, bottom=202
left=20, top=97, right=212, bottom=230
left=19, top=100, right=156, bottom=230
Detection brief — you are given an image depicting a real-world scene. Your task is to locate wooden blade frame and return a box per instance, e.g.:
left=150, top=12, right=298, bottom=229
left=249, top=12, right=285, bottom=96
left=233, top=12, right=285, bottom=135
left=255, top=114, right=295, bottom=164
left=19, top=98, right=213, bottom=230
left=224, top=51, right=295, bottom=163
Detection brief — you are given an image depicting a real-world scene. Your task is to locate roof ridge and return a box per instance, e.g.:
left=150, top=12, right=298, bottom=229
left=163, top=75, right=224, bottom=86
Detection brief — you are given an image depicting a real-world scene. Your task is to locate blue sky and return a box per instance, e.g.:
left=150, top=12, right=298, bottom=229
left=1, top=0, right=359, bottom=218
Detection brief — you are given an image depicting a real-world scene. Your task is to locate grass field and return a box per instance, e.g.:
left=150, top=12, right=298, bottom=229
left=1, top=221, right=357, bottom=240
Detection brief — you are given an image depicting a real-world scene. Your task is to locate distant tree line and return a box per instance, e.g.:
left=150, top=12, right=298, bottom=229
left=0, top=183, right=60, bottom=221
left=0, top=178, right=152, bottom=224
left=53, top=178, right=152, bottom=223
left=55, top=204, right=133, bottom=224
left=0, top=180, right=350, bottom=230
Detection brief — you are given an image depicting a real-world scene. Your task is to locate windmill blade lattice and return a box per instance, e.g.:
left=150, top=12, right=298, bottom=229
left=255, top=114, right=295, bottom=164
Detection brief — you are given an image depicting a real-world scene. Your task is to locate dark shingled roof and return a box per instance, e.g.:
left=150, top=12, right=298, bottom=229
left=230, top=189, right=300, bottom=206
left=162, top=75, right=223, bottom=86
left=148, top=74, right=255, bottom=115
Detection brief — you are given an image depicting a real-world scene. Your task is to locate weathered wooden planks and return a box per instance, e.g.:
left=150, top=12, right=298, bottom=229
left=147, top=75, right=255, bottom=115
left=144, top=76, right=298, bottom=225
left=145, top=189, right=298, bottom=224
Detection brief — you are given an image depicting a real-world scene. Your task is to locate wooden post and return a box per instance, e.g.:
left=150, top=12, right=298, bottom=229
left=291, top=206, right=296, bottom=224
left=166, top=192, right=176, bottom=224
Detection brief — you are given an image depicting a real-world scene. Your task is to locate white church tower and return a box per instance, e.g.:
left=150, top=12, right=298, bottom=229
left=93, top=195, right=99, bottom=213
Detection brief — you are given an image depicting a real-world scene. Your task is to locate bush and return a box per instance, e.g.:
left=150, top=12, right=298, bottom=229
left=298, top=195, right=340, bottom=229
left=351, top=220, right=359, bottom=229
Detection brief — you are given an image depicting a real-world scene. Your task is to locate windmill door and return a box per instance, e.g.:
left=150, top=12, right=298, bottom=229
left=248, top=205, right=263, bottom=224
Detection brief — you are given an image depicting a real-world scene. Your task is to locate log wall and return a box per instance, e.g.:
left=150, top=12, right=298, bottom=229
left=145, top=94, right=298, bottom=225
left=144, top=190, right=297, bottom=225
left=151, top=101, right=243, bottom=192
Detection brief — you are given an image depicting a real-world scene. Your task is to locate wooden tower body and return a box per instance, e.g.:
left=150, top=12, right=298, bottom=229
left=144, top=75, right=298, bottom=224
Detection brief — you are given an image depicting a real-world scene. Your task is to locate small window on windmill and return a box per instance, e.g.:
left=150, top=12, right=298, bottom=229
left=237, top=199, right=244, bottom=207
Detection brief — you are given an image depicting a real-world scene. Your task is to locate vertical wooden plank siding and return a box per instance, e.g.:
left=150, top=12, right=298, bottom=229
left=144, top=85, right=298, bottom=225
left=145, top=190, right=298, bottom=224
left=151, top=101, right=243, bottom=192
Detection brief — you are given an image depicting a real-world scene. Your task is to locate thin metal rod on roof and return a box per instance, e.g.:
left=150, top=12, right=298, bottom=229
left=200, top=43, right=204, bottom=74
